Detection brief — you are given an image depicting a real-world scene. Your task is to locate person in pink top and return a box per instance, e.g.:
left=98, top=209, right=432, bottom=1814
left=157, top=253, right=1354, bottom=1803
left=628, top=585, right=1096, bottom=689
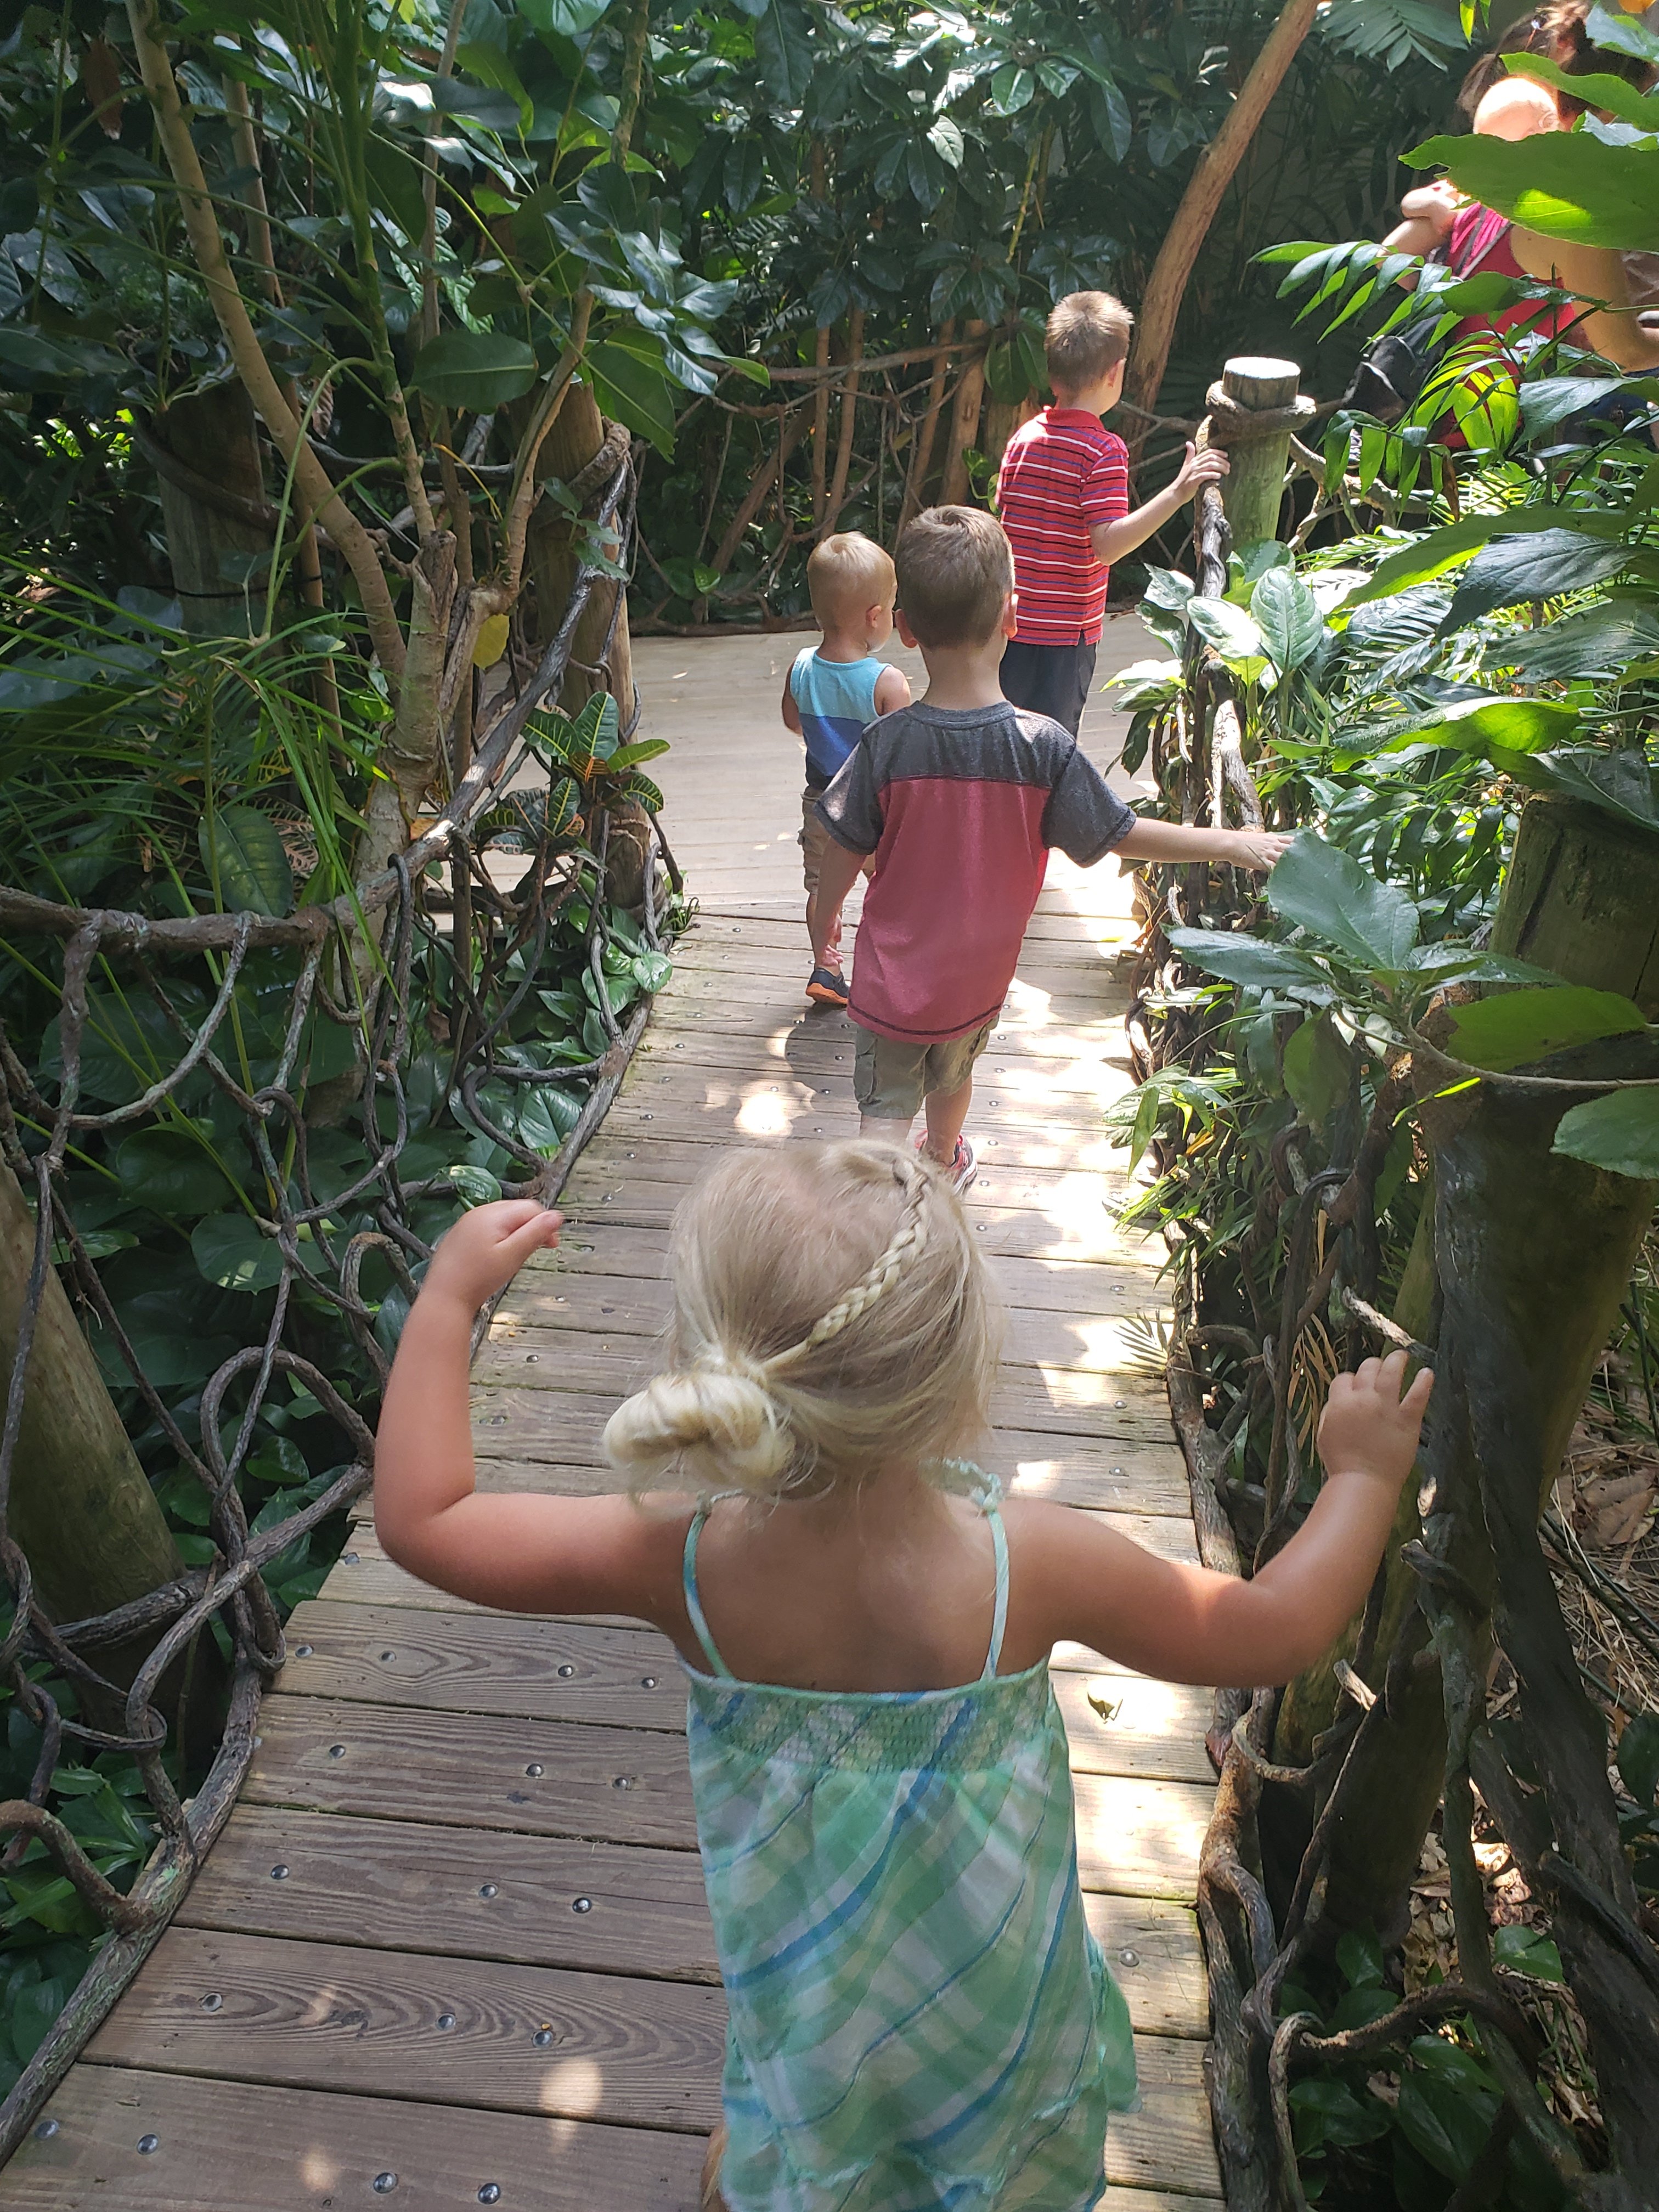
left=809, top=507, right=1289, bottom=1190
left=997, top=291, right=1230, bottom=736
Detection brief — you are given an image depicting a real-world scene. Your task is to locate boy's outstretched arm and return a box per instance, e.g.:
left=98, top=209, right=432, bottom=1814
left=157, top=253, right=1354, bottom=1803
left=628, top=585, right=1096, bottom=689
left=1114, top=816, right=1290, bottom=873
left=1018, top=1351, right=1433, bottom=1685
left=375, top=1202, right=682, bottom=1620
left=1091, top=441, right=1230, bottom=569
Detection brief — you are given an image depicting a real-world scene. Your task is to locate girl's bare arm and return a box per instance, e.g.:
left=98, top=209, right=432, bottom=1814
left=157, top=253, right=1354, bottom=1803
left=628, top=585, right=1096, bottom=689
left=374, top=1202, right=685, bottom=1623
left=1014, top=1352, right=1433, bottom=1685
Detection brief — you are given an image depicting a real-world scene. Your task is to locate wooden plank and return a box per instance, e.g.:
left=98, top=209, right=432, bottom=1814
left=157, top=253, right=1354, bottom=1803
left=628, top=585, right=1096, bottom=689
left=244, top=1694, right=1210, bottom=1895
left=243, top=1695, right=699, bottom=1849
left=484, top=1305, right=1171, bottom=1383
left=1074, top=1773, right=1212, bottom=1900
left=276, top=1604, right=686, bottom=1733
left=179, top=1809, right=1210, bottom=2039
left=84, top=1928, right=726, bottom=2131
left=1056, top=1672, right=1213, bottom=1783
left=279, top=1598, right=1206, bottom=1781
left=1084, top=1898, right=1210, bottom=2040
left=498, top=1250, right=1164, bottom=1326
left=79, top=1929, right=1215, bottom=2190
left=1108, top=2036, right=1223, bottom=2196
left=556, top=1187, right=1158, bottom=1267
left=469, top=1372, right=1178, bottom=1449
left=0, top=2068, right=706, bottom=2211
left=179, top=1806, right=719, bottom=1982
left=612, top=1060, right=1132, bottom=1135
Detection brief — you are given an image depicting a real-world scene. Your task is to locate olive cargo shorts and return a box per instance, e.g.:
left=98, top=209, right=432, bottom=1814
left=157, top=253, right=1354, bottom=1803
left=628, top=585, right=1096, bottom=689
left=853, top=1021, right=994, bottom=1120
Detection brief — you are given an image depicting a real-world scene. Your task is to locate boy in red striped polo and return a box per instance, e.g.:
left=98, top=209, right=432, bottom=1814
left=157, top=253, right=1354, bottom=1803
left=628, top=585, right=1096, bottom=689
left=997, top=291, right=1229, bottom=736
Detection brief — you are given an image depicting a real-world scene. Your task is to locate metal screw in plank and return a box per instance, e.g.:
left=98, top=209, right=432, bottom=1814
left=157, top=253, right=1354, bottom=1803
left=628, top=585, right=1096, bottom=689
left=572, top=1897, right=592, bottom=1914
left=525, top=1762, right=544, bottom=1777
left=137, top=2135, right=160, bottom=2154
left=270, top=1865, right=289, bottom=1880
left=200, top=1992, right=223, bottom=2012
left=479, top=1883, right=498, bottom=1899
left=373, top=2173, right=398, bottom=2193
left=1118, top=1948, right=1141, bottom=1968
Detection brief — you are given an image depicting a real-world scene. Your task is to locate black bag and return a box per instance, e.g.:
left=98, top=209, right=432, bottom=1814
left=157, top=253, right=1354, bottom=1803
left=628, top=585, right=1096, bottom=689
left=1339, top=211, right=1509, bottom=424
left=1339, top=309, right=1449, bottom=423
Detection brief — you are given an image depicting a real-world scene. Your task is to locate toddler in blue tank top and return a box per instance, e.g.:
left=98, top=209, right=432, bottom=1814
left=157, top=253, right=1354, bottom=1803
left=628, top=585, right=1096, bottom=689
left=780, top=533, right=911, bottom=1008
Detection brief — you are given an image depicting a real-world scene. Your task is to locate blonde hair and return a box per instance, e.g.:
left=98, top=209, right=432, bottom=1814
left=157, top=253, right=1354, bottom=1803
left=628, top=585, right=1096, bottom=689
left=602, top=1142, right=999, bottom=1502
left=1045, top=291, right=1134, bottom=394
left=894, top=506, right=1013, bottom=651
left=806, top=532, right=896, bottom=628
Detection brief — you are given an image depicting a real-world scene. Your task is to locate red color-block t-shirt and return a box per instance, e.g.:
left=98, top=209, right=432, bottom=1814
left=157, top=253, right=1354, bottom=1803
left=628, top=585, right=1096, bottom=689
left=997, top=407, right=1130, bottom=646
left=816, top=700, right=1134, bottom=1043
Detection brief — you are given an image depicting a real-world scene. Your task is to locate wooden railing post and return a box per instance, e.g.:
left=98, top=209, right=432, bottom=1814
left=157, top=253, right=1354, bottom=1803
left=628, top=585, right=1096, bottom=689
left=1209, top=356, right=1306, bottom=551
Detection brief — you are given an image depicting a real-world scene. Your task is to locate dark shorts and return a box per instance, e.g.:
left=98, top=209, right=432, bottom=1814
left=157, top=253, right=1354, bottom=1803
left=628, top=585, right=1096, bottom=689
left=1000, top=639, right=1098, bottom=738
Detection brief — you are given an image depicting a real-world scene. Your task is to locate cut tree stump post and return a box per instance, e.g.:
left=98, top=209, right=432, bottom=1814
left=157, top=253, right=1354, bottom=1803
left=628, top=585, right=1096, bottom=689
left=0, top=1163, right=183, bottom=1658
left=1210, top=357, right=1302, bottom=552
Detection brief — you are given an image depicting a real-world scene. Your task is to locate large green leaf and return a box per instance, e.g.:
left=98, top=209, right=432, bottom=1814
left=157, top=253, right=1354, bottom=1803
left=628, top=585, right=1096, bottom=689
left=1500, top=745, right=1659, bottom=835
left=1386, top=695, right=1580, bottom=756
left=1448, top=984, right=1647, bottom=1071
left=1445, top=528, right=1632, bottom=629
left=409, top=330, right=539, bottom=411
left=1267, top=832, right=1419, bottom=972
left=1340, top=507, right=1625, bottom=608
left=1187, top=595, right=1265, bottom=665
left=519, top=0, right=613, bottom=35
left=1550, top=1088, right=1659, bottom=1180
left=1484, top=601, right=1659, bottom=683
left=1283, top=1013, right=1352, bottom=1126
left=199, top=803, right=294, bottom=918
left=1507, top=52, right=1659, bottom=132
left=1407, top=130, right=1659, bottom=253
left=112, top=1127, right=234, bottom=1218
left=191, top=1212, right=284, bottom=1294
left=585, top=329, right=676, bottom=453
left=1166, top=927, right=1335, bottom=1000
left=1250, top=567, right=1322, bottom=674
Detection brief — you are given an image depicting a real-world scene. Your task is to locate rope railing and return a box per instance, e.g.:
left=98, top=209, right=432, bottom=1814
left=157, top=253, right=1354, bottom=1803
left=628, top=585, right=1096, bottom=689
left=0, top=440, right=684, bottom=2155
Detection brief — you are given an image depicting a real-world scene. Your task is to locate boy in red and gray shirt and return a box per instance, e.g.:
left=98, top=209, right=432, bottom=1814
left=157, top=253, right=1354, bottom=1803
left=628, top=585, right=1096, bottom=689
left=997, top=290, right=1229, bottom=736
left=810, top=507, right=1287, bottom=1188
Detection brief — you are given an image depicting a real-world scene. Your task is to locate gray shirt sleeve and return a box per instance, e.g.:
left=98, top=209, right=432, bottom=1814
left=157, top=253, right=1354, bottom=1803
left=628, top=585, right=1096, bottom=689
left=815, top=736, right=884, bottom=855
left=1041, top=740, right=1136, bottom=865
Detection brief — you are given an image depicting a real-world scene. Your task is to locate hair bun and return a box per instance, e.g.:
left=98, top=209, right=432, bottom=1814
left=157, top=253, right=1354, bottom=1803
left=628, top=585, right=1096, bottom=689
left=602, top=1359, right=792, bottom=1492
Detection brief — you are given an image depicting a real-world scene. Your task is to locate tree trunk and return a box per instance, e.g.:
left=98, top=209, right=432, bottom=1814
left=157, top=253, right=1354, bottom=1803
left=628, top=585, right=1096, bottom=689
left=821, top=308, right=866, bottom=538
left=1264, top=796, right=1659, bottom=1941
left=150, top=385, right=272, bottom=639
left=901, top=320, right=955, bottom=527
left=0, top=1165, right=183, bottom=1660
left=940, top=320, right=989, bottom=505
left=526, top=381, right=635, bottom=728
left=1121, top=0, right=1321, bottom=432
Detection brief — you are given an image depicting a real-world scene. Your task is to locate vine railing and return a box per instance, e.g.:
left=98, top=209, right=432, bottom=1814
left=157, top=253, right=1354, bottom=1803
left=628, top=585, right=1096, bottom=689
left=0, top=437, right=682, bottom=2157
left=1129, top=388, right=1659, bottom=2209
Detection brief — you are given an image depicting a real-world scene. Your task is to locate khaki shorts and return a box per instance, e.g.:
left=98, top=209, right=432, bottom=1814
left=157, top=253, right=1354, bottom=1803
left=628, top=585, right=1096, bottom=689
left=800, top=791, right=874, bottom=897
left=853, top=1022, right=993, bottom=1120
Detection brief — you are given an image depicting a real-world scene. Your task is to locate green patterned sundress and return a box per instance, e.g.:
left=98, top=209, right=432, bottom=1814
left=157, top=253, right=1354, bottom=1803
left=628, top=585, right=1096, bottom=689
left=680, top=1481, right=1137, bottom=2212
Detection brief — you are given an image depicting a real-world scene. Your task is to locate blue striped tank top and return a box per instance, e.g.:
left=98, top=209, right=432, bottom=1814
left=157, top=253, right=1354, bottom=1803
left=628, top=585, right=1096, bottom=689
left=790, top=650, right=887, bottom=787
left=680, top=1482, right=1137, bottom=2211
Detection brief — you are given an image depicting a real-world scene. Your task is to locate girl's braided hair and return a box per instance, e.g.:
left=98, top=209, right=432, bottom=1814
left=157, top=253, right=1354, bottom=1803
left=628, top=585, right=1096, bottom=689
left=602, top=1141, right=999, bottom=1501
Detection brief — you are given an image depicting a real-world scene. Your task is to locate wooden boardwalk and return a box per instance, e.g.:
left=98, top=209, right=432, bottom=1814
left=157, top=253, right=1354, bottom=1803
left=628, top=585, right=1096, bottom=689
left=4, top=620, right=1220, bottom=2209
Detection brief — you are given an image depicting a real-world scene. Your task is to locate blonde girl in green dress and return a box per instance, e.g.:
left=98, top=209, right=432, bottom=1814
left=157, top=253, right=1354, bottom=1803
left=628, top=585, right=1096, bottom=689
left=376, top=1141, right=1432, bottom=2212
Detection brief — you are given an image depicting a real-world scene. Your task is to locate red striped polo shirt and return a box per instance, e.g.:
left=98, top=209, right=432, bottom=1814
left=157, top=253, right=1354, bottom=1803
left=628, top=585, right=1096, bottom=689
left=997, top=408, right=1130, bottom=646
